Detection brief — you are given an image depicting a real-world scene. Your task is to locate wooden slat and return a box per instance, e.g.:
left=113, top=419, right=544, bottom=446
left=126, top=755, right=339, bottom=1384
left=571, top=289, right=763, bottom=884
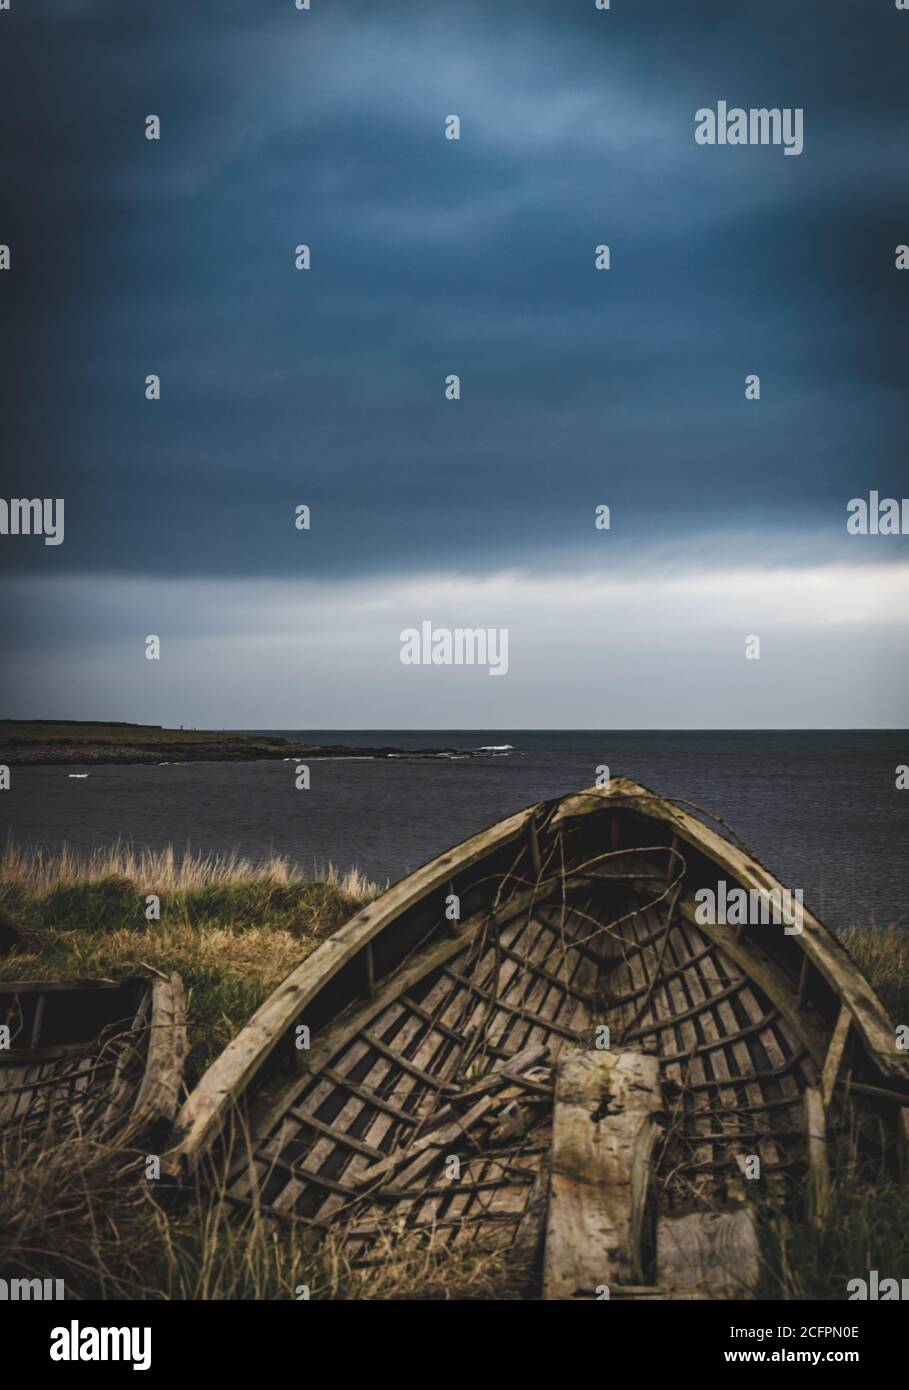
left=821, top=1004, right=852, bottom=1111
left=443, top=967, right=584, bottom=1043
left=285, top=1106, right=385, bottom=1160
left=317, top=1067, right=421, bottom=1124
left=129, top=974, right=188, bottom=1131
left=674, top=898, right=829, bottom=1068
left=804, top=1086, right=829, bottom=1226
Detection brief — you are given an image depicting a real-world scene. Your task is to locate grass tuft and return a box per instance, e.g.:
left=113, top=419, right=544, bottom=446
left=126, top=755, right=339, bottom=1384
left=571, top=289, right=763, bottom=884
left=840, top=923, right=909, bottom=1025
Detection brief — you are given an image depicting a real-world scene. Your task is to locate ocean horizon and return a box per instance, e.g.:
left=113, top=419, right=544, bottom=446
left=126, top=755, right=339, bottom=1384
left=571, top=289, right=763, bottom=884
left=3, top=729, right=906, bottom=932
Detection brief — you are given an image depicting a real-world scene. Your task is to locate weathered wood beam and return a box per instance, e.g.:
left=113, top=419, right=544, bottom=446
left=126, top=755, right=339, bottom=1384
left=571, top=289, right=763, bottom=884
left=804, top=1085, right=830, bottom=1226
left=543, top=1049, right=661, bottom=1300
left=528, top=816, right=542, bottom=879
left=821, top=1004, right=852, bottom=1111
left=130, top=973, right=188, bottom=1131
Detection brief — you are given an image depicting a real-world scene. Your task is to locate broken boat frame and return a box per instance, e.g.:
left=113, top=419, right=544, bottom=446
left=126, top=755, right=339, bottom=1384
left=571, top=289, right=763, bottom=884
left=162, top=778, right=909, bottom=1297
left=0, top=974, right=187, bottom=1142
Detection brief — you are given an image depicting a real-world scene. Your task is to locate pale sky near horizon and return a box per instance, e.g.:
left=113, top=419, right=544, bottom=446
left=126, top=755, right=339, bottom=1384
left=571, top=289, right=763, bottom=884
left=1, top=1, right=907, bottom=729
left=5, top=553, right=908, bottom=728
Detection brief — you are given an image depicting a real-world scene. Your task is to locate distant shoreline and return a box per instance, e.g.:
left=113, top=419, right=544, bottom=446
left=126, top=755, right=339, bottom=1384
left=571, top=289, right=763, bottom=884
left=0, top=720, right=459, bottom=767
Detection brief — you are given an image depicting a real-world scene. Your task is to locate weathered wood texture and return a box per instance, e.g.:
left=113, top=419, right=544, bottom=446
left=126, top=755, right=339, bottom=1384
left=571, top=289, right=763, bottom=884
left=543, top=1049, right=661, bottom=1300
left=804, top=1085, right=830, bottom=1226
left=0, top=975, right=187, bottom=1141
left=657, top=1208, right=759, bottom=1298
left=130, top=974, right=188, bottom=1130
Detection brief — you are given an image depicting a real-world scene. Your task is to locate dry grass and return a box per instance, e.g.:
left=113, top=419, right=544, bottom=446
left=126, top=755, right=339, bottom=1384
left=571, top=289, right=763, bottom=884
left=314, top=1228, right=524, bottom=1301
left=0, top=1122, right=522, bottom=1301
left=840, top=923, right=909, bottom=1023
left=0, top=837, right=380, bottom=1085
left=0, top=1129, right=317, bottom=1301
left=0, top=836, right=375, bottom=899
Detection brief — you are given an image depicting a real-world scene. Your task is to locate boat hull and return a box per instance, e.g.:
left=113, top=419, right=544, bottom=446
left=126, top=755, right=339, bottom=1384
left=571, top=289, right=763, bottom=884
left=0, top=974, right=187, bottom=1143
left=165, top=780, right=909, bottom=1290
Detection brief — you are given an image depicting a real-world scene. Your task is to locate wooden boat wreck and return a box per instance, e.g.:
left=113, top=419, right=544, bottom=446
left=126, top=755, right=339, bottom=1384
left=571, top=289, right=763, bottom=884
left=164, top=780, right=909, bottom=1298
left=0, top=975, right=187, bottom=1143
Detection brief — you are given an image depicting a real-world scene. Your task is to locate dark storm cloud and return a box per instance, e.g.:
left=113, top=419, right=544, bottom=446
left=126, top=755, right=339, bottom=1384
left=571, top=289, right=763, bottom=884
left=1, top=0, right=907, bottom=580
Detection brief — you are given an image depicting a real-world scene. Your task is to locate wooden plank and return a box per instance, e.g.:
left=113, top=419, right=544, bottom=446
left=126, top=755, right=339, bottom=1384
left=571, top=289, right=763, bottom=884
left=657, top=1208, right=758, bottom=1298
left=804, top=1085, right=829, bottom=1226
left=315, top=1067, right=417, bottom=1124
left=354, top=1096, right=497, bottom=1193
left=352, top=1044, right=549, bottom=1191
left=543, top=1049, right=662, bottom=1300
left=130, top=974, right=188, bottom=1131
left=101, top=988, right=152, bottom=1129
left=29, top=995, right=46, bottom=1050
left=445, top=1043, right=550, bottom=1100
left=821, top=1004, right=852, bottom=1111
left=510, top=1156, right=550, bottom=1272
left=359, top=1030, right=446, bottom=1088
left=0, top=979, right=126, bottom=995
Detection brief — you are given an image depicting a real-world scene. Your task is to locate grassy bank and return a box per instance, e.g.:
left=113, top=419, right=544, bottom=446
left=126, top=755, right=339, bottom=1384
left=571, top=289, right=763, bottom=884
left=1, top=843, right=907, bottom=1300
left=0, top=840, right=377, bottom=1085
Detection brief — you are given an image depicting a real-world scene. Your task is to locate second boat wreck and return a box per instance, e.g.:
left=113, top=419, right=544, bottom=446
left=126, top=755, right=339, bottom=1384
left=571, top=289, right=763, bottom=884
left=163, top=779, right=909, bottom=1299
left=0, top=975, right=187, bottom=1144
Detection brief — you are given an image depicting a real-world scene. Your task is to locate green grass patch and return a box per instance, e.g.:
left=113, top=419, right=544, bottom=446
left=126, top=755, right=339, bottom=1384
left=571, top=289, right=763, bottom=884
left=0, top=851, right=377, bottom=1083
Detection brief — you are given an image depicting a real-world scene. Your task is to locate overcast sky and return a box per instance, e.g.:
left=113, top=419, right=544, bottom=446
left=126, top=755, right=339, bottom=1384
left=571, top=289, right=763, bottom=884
left=1, top=0, right=907, bottom=727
